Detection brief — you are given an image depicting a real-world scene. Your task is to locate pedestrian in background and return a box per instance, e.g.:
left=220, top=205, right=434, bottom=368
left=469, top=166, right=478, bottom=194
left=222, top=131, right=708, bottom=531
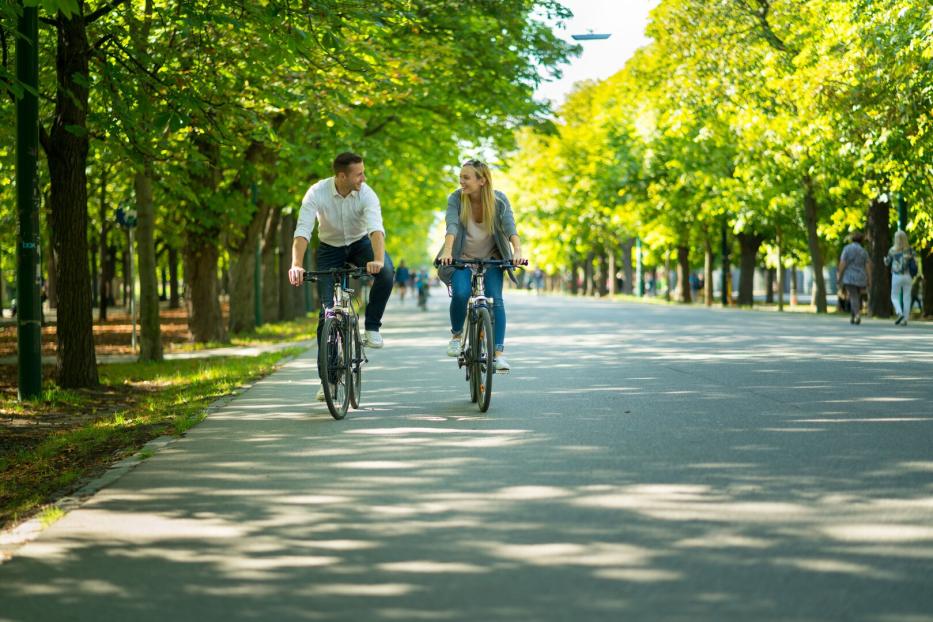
left=395, top=260, right=410, bottom=303
left=884, top=229, right=916, bottom=325
left=837, top=231, right=871, bottom=325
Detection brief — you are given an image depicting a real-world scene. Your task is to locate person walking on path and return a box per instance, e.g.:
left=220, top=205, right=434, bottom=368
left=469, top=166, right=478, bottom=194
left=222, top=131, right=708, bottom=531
left=436, top=160, right=522, bottom=372
left=884, top=229, right=916, bottom=325
left=395, top=260, right=410, bottom=303
left=837, top=231, right=872, bottom=325
left=288, top=152, right=394, bottom=400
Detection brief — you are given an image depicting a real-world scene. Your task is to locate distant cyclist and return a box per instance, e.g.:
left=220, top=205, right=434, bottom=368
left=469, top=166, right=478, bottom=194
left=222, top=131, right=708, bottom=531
left=436, top=159, right=522, bottom=372
left=288, top=152, right=395, bottom=399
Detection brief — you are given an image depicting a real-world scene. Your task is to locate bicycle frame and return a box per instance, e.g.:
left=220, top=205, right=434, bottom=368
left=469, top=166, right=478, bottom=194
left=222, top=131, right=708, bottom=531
left=302, top=265, right=370, bottom=418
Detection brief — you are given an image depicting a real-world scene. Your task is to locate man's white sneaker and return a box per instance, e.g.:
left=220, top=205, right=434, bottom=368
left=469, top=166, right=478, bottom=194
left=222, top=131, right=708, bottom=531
left=447, top=338, right=461, bottom=357
left=494, top=355, right=511, bottom=373
left=363, top=330, right=384, bottom=349
left=316, top=386, right=326, bottom=401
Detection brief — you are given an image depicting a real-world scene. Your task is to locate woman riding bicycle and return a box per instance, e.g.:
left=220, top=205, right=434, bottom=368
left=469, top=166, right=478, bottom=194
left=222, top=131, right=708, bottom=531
left=436, top=160, right=522, bottom=372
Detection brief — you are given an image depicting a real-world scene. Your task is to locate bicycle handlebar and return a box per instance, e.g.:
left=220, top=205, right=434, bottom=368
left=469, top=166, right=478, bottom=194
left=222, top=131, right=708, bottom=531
left=302, top=265, right=373, bottom=283
left=433, top=258, right=529, bottom=269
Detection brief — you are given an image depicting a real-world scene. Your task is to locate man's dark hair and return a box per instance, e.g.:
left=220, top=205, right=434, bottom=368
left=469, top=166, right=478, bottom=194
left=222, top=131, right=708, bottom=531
left=333, top=152, right=363, bottom=175
left=850, top=231, right=864, bottom=243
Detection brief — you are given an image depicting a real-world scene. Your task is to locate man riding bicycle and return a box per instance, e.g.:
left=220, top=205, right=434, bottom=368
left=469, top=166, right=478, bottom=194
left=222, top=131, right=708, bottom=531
left=288, top=152, right=395, bottom=400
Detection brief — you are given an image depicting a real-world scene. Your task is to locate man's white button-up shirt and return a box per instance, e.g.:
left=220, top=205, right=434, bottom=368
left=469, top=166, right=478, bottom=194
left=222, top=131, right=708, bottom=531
left=293, top=177, right=385, bottom=247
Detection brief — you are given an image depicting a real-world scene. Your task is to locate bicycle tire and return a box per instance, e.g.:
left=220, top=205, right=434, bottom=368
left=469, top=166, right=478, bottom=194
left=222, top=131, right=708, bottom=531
left=349, top=317, right=362, bottom=409
left=474, top=306, right=494, bottom=412
left=319, top=316, right=350, bottom=419
left=467, top=313, right=478, bottom=403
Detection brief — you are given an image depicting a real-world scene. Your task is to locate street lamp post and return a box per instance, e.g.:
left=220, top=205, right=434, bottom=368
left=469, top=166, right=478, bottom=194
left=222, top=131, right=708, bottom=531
left=16, top=5, right=41, bottom=400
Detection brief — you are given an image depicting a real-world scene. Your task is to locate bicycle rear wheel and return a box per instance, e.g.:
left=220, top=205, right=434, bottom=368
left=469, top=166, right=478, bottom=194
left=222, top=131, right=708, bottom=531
left=349, top=317, right=362, bottom=409
left=473, top=307, right=494, bottom=412
left=319, top=316, right=350, bottom=419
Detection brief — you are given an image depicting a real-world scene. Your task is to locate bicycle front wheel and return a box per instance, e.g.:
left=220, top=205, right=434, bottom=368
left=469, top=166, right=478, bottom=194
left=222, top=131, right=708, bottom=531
left=319, top=316, right=350, bottom=420
left=349, top=317, right=362, bottom=409
left=473, top=306, right=494, bottom=412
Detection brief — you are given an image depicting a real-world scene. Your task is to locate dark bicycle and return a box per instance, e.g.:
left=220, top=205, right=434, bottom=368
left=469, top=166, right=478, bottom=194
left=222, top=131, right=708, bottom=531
left=302, top=265, right=371, bottom=419
left=437, top=258, right=526, bottom=412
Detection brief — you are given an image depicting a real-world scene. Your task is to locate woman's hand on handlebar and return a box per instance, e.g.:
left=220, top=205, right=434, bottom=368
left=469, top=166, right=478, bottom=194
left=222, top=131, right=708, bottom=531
left=437, top=250, right=453, bottom=266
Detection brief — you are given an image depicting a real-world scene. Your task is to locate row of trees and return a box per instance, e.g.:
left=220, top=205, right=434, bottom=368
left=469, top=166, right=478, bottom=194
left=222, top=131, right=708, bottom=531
left=503, top=0, right=933, bottom=313
left=2, top=0, right=578, bottom=387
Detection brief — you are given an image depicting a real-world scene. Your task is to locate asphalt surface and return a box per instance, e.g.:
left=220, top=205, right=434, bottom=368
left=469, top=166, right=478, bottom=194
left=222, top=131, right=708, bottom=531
left=2, top=290, right=932, bottom=621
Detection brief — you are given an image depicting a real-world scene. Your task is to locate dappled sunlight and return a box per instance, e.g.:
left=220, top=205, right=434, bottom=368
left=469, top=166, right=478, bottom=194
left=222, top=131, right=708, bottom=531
left=3, top=298, right=933, bottom=620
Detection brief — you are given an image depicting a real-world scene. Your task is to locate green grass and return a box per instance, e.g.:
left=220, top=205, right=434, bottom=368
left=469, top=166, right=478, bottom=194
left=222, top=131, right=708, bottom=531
left=0, top=346, right=304, bottom=529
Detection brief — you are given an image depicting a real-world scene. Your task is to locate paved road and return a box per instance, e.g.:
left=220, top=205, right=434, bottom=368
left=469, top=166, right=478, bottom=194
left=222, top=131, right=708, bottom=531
left=2, top=291, right=932, bottom=621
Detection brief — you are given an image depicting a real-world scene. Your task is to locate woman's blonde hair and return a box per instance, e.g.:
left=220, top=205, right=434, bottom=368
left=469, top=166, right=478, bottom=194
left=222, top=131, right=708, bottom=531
left=892, top=229, right=910, bottom=253
left=460, top=160, right=495, bottom=234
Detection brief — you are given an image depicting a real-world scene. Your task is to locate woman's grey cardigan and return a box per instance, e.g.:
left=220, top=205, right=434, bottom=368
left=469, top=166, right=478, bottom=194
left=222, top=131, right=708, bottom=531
left=436, top=189, right=519, bottom=285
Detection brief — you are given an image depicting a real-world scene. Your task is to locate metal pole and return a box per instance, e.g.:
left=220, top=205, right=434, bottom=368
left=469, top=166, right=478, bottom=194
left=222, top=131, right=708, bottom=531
left=129, top=227, right=137, bottom=352
left=16, top=5, right=41, bottom=399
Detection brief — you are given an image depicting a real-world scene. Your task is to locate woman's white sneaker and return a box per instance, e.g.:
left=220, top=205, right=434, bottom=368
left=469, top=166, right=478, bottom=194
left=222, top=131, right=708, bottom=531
left=494, top=355, right=511, bottom=373
left=447, top=338, right=461, bottom=357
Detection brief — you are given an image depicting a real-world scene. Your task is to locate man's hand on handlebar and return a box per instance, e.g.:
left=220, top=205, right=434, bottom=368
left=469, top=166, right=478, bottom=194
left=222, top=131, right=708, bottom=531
left=365, top=260, right=384, bottom=275
left=437, top=251, right=453, bottom=266
left=288, top=265, right=305, bottom=287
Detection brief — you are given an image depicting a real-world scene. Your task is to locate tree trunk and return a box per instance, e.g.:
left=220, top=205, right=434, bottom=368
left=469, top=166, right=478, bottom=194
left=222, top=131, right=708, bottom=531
left=776, top=230, right=784, bottom=312
left=583, top=253, right=595, bottom=296
left=922, top=249, right=933, bottom=318
left=134, top=168, right=162, bottom=361
left=704, top=236, right=713, bottom=306
left=621, top=238, right=634, bottom=295
left=802, top=175, right=827, bottom=313
left=765, top=268, right=775, bottom=304
left=183, top=244, right=225, bottom=342
left=98, top=169, right=112, bottom=323
left=228, top=218, right=265, bottom=334
left=261, top=206, right=282, bottom=322
left=168, top=246, right=180, bottom=309
left=676, top=245, right=691, bottom=303
left=279, top=212, right=299, bottom=319
left=867, top=196, right=893, bottom=318
left=596, top=252, right=609, bottom=297
left=607, top=251, right=616, bottom=296
left=736, top=232, right=764, bottom=306
left=90, top=241, right=98, bottom=308
left=790, top=265, right=799, bottom=305
left=44, top=9, right=97, bottom=387
left=184, top=133, right=226, bottom=343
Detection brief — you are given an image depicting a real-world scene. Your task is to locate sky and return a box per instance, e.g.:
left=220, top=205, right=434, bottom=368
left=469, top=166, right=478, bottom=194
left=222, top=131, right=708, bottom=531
left=535, top=0, right=660, bottom=106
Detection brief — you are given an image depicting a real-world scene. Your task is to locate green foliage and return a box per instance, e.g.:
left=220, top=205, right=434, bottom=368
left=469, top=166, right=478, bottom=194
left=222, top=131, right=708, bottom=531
left=503, top=0, right=933, bottom=280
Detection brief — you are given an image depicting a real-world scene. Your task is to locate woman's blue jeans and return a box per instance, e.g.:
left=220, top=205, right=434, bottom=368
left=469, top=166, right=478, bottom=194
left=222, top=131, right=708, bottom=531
left=450, top=266, right=506, bottom=351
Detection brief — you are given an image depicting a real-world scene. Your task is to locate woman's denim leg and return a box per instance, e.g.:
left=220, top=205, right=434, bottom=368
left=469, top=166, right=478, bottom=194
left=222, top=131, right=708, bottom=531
left=449, top=268, right=471, bottom=336
left=484, top=267, right=506, bottom=351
